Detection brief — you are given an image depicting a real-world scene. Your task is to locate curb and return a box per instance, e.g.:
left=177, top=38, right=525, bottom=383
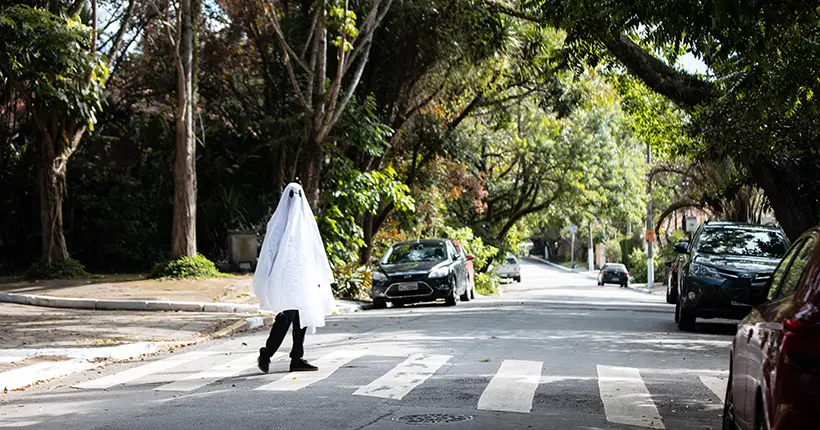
left=626, top=284, right=665, bottom=295
left=0, top=292, right=371, bottom=315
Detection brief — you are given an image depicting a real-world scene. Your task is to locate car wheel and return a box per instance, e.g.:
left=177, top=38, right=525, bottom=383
left=677, top=295, right=696, bottom=331
left=470, top=284, right=476, bottom=300
left=722, top=365, right=737, bottom=430
left=666, top=273, right=678, bottom=304
left=621, top=282, right=628, bottom=288
left=460, top=283, right=471, bottom=302
left=445, top=279, right=458, bottom=306
left=373, top=299, right=387, bottom=309
left=515, top=276, right=521, bottom=283
left=598, top=281, right=604, bottom=287
left=755, top=393, right=766, bottom=430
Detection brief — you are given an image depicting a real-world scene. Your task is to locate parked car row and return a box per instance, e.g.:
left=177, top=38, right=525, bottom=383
left=660, top=220, right=820, bottom=429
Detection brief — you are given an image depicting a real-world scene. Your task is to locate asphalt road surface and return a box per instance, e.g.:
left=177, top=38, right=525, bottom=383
left=0, top=259, right=735, bottom=429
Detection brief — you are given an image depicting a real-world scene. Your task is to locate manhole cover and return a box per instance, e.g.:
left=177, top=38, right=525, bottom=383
left=392, top=414, right=474, bottom=425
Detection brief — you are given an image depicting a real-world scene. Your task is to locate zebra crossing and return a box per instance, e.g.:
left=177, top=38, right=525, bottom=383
left=69, top=349, right=728, bottom=429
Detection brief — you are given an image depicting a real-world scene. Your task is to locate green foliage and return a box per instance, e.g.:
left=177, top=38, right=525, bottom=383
left=150, top=254, right=225, bottom=280
left=0, top=5, right=107, bottom=131
left=441, top=226, right=498, bottom=271
left=320, top=97, right=415, bottom=269
left=26, top=258, right=90, bottom=280
left=475, top=271, right=501, bottom=296
left=627, top=248, right=664, bottom=284
left=604, top=238, right=623, bottom=263
left=332, top=264, right=371, bottom=301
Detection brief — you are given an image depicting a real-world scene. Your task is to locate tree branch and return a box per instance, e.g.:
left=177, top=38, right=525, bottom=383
left=105, top=0, right=137, bottom=70
left=599, top=33, right=714, bottom=109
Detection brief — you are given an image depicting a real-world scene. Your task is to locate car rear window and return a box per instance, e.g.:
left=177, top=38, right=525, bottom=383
left=605, top=264, right=626, bottom=272
left=696, top=228, right=789, bottom=259
left=506, top=257, right=517, bottom=264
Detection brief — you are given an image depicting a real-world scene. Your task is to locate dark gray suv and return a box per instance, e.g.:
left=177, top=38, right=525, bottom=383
left=672, top=222, right=789, bottom=331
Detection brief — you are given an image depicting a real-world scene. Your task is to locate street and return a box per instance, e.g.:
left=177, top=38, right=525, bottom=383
left=0, top=259, right=734, bottom=429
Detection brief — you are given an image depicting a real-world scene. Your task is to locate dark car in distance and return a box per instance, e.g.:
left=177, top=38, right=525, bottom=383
left=723, top=226, right=820, bottom=430
left=598, top=263, right=629, bottom=288
left=371, top=239, right=473, bottom=308
left=673, top=221, right=789, bottom=331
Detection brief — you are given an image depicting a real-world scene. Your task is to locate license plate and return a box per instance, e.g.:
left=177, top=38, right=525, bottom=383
left=398, top=283, right=418, bottom=292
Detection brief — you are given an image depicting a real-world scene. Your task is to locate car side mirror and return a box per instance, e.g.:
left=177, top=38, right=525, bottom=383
left=673, top=242, right=690, bottom=254
left=466, top=254, right=475, bottom=261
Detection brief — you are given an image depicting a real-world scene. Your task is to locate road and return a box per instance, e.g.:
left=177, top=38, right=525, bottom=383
left=0, top=259, right=735, bottom=429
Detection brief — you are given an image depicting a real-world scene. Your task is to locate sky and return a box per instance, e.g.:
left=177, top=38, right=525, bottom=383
left=678, top=52, right=709, bottom=75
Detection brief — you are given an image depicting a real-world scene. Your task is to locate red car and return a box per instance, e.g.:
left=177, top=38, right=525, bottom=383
left=452, top=241, right=476, bottom=296
left=723, top=226, right=820, bottom=430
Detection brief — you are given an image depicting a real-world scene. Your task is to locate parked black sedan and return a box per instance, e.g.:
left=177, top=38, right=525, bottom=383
left=672, top=221, right=789, bottom=331
left=597, top=263, right=629, bottom=287
left=371, top=239, right=472, bottom=308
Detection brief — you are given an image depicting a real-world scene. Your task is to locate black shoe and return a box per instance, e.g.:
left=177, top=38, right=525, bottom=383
left=290, top=358, right=318, bottom=372
left=257, top=348, right=270, bottom=373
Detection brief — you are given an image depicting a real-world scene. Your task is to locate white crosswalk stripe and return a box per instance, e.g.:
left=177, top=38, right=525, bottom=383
left=477, top=360, right=542, bottom=413
left=156, top=352, right=271, bottom=392
left=699, top=375, right=727, bottom=402
left=597, top=365, right=665, bottom=429
left=255, top=350, right=364, bottom=391
left=353, top=353, right=450, bottom=400
left=74, top=351, right=218, bottom=390
left=69, top=346, right=728, bottom=427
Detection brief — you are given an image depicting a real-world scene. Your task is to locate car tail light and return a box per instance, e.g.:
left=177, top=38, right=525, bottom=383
left=602, top=270, right=608, bottom=275
left=782, top=319, right=820, bottom=374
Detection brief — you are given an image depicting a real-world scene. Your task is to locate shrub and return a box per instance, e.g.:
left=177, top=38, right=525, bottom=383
left=26, top=258, right=91, bottom=280
left=441, top=226, right=498, bottom=272
left=333, top=264, right=372, bottom=301
left=475, top=271, right=501, bottom=296
left=627, top=248, right=664, bottom=284
left=150, top=254, right=225, bottom=279
left=604, top=238, right=623, bottom=263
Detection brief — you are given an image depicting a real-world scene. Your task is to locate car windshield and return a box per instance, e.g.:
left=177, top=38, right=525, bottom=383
left=696, top=228, right=788, bottom=258
left=383, top=242, right=448, bottom=264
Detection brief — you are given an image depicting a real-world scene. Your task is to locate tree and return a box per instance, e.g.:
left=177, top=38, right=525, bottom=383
left=0, top=1, right=142, bottom=265
left=172, top=0, right=200, bottom=258
left=491, top=0, right=820, bottom=240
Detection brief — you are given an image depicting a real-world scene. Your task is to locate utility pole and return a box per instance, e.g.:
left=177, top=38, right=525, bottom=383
left=588, top=222, right=594, bottom=271
left=570, top=224, right=577, bottom=267
left=646, top=142, right=654, bottom=286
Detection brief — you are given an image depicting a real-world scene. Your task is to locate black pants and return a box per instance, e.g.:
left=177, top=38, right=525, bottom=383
left=262, top=310, right=306, bottom=360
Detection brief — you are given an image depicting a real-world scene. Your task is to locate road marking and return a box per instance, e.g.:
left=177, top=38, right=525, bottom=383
left=477, top=360, right=542, bottom=413
left=156, top=352, right=268, bottom=392
left=597, top=365, right=665, bottom=429
left=699, top=375, right=727, bottom=402
left=353, top=354, right=450, bottom=400
left=255, top=350, right=364, bottom=391
left=75, top=351, right=218, bottom=390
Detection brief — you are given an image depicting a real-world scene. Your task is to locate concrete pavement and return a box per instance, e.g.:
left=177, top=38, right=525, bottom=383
left=0, top=259, right=735, bottom=429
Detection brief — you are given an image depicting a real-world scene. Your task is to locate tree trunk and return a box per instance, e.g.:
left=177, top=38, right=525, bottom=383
left=755, top=162, right=817, bottom=242
left=171, top=0, right=197, bottom=259
left=37, top=132, right=69, bottom=263
left=298, top=134, right=324, bottom=211
left=358, top=212, right=375, bottom=265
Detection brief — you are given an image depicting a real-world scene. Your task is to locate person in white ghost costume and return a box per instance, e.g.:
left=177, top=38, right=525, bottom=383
left=254, top=183, right=335, bottom=373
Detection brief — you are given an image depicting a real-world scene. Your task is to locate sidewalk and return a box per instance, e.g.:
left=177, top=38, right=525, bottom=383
left=0, top=275, right=369, bottom=392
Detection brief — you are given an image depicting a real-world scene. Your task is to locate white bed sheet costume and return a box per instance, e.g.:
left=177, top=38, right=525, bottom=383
left=253, top=183, right=335, bottom=334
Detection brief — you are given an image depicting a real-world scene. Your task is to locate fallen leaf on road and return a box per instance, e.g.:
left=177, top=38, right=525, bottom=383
left=479, top=359, right=490, bottom=363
